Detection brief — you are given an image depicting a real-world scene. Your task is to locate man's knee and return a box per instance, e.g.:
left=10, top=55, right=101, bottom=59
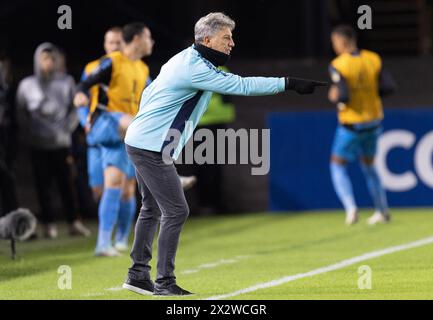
left=331, top=155, right=348, bottom=165
left=104, top=166, right=126, bottom=188
left=164, top=199, right=189, bottom=223
left=122, top=179, right=136, bottom=200
left=360, top=156, right=375, bottom=166
left=360, top=158, right=378, bottom=177
left=178, top=202, right=190, bottom=221
left=92, top=186, right=103, bottom=201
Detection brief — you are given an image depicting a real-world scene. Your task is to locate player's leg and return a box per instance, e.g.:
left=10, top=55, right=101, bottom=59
left=359, top=127, right=390, bottom=224
left=330, top=125, right=359, bottom=225
left=114, top=163, right=137, bottom=251
left=125, top=145, right=192, bottom=295
left=87, top=145, right=104, bottom=201
left=123, top=167, right=161, bottom=295
left=95, top=144, right=127, bottom=256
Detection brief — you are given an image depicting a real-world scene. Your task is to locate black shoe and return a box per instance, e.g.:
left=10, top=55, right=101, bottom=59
left=122, top=278, right=154, bottom=295
left=154, top=283, right=193, bottom=296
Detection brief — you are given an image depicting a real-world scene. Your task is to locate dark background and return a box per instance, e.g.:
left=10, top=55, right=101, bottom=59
left=2, top=0, right=433, bottom=216
left=3, top=0, right=425, bottom=79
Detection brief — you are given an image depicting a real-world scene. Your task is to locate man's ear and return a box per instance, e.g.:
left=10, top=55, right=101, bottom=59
left=203, top=36, right=211, bottom=46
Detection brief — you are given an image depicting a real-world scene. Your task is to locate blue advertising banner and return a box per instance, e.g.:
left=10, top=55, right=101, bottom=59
left=268, top=108, right=433, bottom=211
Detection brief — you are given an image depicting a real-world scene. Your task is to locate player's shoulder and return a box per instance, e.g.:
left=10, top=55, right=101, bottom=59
left=361, top=49, right=382, bottom=69
left=99, top=51, right=122, bottom=66
left=84, top=59, right=101, bottom=73
left=361, top=49, right=381, bottom=61
left=330, top=53, right=349, bottom=71
left=106, top=51, right=122, bottom=59
left=136, top=59, right=149, bottom=72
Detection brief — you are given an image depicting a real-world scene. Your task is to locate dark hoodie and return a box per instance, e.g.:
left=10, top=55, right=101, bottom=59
left=16, top=42, right=77, bottom=149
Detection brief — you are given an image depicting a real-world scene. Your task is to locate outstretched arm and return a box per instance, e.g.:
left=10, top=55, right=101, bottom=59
left=190, top=61, right=327, bottom=96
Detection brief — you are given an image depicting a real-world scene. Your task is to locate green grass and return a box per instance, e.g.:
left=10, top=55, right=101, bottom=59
left=1, top=208, right=433, bottom=300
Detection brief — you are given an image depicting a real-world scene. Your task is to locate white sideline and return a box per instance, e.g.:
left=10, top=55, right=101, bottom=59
left=181, top=255, right=250, bottom=275
left=204, top=235, right=433, bottom=300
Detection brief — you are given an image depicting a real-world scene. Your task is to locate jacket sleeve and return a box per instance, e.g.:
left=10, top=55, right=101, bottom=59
left=76, top=57, right=112, bottom=93
left=190, top=60, right=285, bottom=96
left=329, top=65, right=349, bottom=103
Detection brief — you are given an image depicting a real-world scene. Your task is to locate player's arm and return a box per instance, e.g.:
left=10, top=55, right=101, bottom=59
left=378, top=68, right=397, bottom=97
left=190, top=62, right=327, bottom=96
left=328, top=65, right=349, bottom=104
left=75, top=68, right=92, bottom=128
left=74, top=57, right=113, bottom=107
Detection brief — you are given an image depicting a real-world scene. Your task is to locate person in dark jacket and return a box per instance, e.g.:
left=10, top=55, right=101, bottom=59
left=16, top=43, right=90, bottom=238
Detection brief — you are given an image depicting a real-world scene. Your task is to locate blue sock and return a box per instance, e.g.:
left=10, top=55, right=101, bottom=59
left=330, top=162, right=357, bottom=212
left=360, top=163, right=389, bottom=213
left=96, top=188, right=122, bottom=252
left=115, top=197, right=137, bottom=245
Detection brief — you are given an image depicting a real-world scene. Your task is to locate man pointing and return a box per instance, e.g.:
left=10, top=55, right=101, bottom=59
left=122, top=12, right=326, bottom=296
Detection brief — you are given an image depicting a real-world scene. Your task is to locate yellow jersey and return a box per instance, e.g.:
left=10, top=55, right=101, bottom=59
left=79, top=51, right=150, bottom=116
left=329, top=49, right=383, bottom=124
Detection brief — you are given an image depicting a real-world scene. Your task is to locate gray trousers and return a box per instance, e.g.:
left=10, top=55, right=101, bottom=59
left=126, top=145, right=189, bottom=286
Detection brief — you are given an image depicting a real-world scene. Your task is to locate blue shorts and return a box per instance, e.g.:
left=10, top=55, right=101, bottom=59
left=87, top=111, right=123, bottom=146
left=331, top=124, right=382, bottom=162
left=87, top=145, right=104, bottom=188
left=100, top=142, right=136, bottom=180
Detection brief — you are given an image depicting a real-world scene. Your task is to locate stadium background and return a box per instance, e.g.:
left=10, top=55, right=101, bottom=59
left=1, top=0, right=433, bottom=216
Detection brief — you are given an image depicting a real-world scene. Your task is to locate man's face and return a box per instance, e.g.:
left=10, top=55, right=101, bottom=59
left=204, top=27, right=235, bottom=55
left=104, top=31, right=123, bottom=54
left=39, top=51, right=56, bottom=74
left=135, top=27, right=154, bottom=57
left=331, top=33, right=347, bottom=55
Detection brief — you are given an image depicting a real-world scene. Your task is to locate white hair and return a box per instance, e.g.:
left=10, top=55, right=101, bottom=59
left=194, top=12, right=235, bottom=43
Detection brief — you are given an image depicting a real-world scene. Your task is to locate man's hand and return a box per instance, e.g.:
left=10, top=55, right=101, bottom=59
left=285, top=77, right=328, bottom=94
left=73, top=92, right=89, bottom=107
left=328, top=84, right=340, bottom=103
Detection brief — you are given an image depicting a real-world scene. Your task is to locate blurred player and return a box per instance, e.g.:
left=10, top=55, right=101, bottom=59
left=328, top=25, right=397, bottom=225
left=122, top=12, right=326, bottom=296
left=78, top=27, right=123, bottom=203
left=75, top=23, right=154, bottom=256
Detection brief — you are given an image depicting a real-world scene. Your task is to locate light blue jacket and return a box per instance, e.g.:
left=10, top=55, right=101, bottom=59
left=125, top=45, right=285, bottom=160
